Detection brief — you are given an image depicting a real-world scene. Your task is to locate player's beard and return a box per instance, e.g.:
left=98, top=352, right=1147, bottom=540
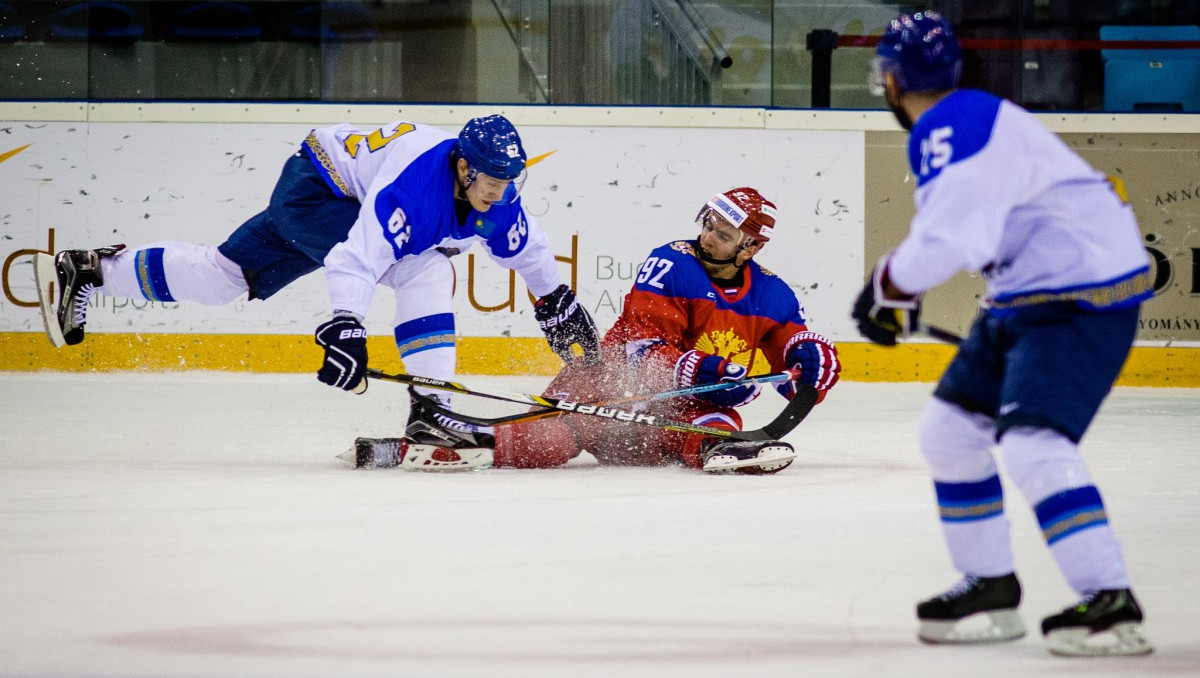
left=886, top=89, right=914, bottom=131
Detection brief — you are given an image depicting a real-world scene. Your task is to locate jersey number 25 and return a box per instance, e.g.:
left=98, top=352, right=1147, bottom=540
left=920, top=126, right=953, bottom=176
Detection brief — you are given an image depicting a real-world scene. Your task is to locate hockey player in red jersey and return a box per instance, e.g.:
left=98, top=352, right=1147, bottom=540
left=490, top=186, right=840, bottom=474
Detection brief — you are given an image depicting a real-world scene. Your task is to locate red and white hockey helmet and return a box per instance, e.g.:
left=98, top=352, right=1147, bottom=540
left=696, top=187, right=778, bottom=246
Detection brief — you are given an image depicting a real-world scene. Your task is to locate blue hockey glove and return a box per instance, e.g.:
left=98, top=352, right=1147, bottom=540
left=852, top=257, right=922, bottom=346
left=675, top=349, right=758, bottom=408
left=534, top=284, right=601, bottom=366
left=777, top=331, right=840, bottom=399
left=314, top=314, right=368, bottom=393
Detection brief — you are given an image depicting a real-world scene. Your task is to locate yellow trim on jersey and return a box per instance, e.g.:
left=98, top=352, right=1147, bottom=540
left=988, top=268, right=1153, bottom=310
left=0, top=333, right=1196, bottom=386
left=302, top=133, right=352, bottom=198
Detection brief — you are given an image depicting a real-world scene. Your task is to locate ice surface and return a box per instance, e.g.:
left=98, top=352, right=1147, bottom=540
left=1, top=372, right=1197, bottom=677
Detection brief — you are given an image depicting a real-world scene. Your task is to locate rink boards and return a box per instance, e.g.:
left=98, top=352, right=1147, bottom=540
left=1, top=104, right=1197, bottom=384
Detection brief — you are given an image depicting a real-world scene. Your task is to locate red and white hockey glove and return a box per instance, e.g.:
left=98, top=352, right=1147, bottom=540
left=675, top=349, right=758, bottom=408
left=779, top=331, right=840, bottom=397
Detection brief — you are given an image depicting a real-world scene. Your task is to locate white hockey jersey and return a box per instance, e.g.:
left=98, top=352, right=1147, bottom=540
left=888, top=90, right=1152, bottom=311
left=304, top=121, right=562, bottom=318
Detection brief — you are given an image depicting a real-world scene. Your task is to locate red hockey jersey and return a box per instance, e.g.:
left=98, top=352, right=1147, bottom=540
left=604, top=239, right=812, bottom=384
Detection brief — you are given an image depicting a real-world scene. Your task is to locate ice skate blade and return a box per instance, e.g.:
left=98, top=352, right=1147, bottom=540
left=702, top=445, right=796, bottom=474
left=343, top=437, right=403, bottom=469
left=1045, top=622, right=1154, bottom=657
left=337, top=447, right=400, bottom=469
left=400, top=444, right=493, bottom=472
left=918, top=609, right=1026, bottom=644
left=34, top=253, right=66, bottom=348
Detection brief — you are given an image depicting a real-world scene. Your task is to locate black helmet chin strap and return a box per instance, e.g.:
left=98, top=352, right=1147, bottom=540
left=694, top=238, right=739, bottom=266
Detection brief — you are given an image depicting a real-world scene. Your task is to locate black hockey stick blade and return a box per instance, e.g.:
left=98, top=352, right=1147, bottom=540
left=761, top=383, right=819, bottom=440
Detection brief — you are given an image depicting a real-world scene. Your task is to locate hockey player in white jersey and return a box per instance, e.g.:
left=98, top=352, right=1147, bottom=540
left=36, top=115, right=600, bottom=465
left=852, top=12, right=1153, bottom=657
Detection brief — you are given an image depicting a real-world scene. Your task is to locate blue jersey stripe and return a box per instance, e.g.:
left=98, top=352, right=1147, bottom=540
left=909, top=89, right=1002, bottom=188
left=1035, top=485, right=1109, bottom=545
left=934, top=475, right=1005, bottom=523
left=134, top=248, right=175, bottom=302
left=394, top=313, right=456, bottom=356
left=371, top=139, right=530, bottom=262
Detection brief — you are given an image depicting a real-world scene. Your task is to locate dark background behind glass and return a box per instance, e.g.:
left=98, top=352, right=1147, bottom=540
left=0, top=0, right=1196, bottom=111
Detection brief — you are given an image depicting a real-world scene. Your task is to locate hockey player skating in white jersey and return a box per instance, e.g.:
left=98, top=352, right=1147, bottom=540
left=852, top=12, right=1153, bottom=657
left=36, top=115, right=600, bottom=463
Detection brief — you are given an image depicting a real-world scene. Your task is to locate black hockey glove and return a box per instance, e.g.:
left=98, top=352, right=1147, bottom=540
left=851, top=259, right=922, bottom=347
left=314, top=314, right=368, bottom=393
left=534, top=284, right=601, bottom=366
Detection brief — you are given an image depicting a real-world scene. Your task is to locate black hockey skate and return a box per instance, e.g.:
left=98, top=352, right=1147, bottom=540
left=34, top=244, right=125, bottom=347
left=699, top=438, right=795, bottom=475
left=404, top=386, right=495, bottom=449
left=345, top=388, right=494, bottom=471
left=1041, top=588, right=1153, bottom=656
left=917, top=573, right=1025, bottom=644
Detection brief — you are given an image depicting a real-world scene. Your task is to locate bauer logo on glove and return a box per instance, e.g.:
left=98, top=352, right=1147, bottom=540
left=534, top=284, right=601, bottom=366
left=315, top=315, right=369, bottom=393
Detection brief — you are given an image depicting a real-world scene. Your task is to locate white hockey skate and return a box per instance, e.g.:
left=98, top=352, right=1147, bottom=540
left=700, top=438, right=796, bottom=474
left=346, top=438, right=493, bottom=472
left=344, top=387, right=494, bottom=472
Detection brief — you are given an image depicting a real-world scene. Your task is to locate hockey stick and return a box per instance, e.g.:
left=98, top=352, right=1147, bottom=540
left=366, top=368, right=818, bottom=442
left=365, top=367, right=799, bottom=410
left=916, top=323, right=964, bottom=346
left=475, top=368, right=804, bottom=427
left=408, top=375, right=801, bottom=427
left=414, top=382, right=819, bottom=442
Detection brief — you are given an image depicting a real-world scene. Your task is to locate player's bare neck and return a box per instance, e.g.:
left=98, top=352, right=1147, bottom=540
left=906, top=89, right=955, bottom=124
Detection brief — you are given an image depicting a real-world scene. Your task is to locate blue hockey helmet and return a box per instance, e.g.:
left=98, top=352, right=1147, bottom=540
left=456, top=114, right=527, bottom=181
left=870, top=11, right=962, bottom=95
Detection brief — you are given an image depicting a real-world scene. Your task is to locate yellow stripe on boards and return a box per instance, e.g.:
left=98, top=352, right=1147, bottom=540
left=1, top=332, right=1197, bottom=386
left=0, top=333, right=563, bottom=376
left=834, top=343, right=958, bottom=383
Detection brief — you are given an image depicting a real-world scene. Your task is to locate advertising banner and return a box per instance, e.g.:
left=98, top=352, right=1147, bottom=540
left=0, top=121, right=865, bottom=341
